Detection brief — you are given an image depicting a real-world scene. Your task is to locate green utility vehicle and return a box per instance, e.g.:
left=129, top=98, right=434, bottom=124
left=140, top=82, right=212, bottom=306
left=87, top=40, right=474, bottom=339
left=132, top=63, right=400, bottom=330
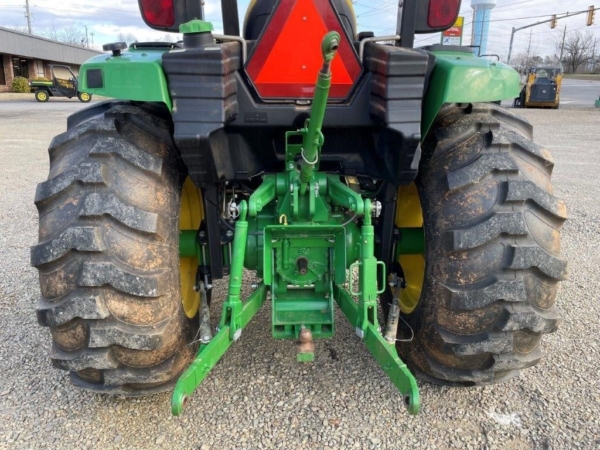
left=32, top=0, right=567, bottom=415
left=30, top=64, right=92, bottom=102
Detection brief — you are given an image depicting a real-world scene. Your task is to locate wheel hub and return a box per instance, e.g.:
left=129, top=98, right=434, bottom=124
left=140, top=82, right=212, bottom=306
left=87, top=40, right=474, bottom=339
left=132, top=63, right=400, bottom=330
left=395, top=183, right=425, bottom=314
left=179, top=177, right=204, bottom=318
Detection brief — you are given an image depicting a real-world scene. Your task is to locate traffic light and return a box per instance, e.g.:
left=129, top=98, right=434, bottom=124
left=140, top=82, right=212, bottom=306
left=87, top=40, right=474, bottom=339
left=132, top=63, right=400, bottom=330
left=550, top=14, right=557, bottom=28
left=588, top=5, right=596, bottom=26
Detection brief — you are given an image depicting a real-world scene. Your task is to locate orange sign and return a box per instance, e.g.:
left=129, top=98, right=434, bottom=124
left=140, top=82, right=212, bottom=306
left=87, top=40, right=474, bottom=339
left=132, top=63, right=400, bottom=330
left=441, top=16, right=464, bottom=45
left=246, top=0, right=361, bottom=99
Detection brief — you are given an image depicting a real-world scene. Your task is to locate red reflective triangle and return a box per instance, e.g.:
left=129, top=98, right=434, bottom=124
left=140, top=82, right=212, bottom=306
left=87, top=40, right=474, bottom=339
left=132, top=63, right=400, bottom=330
left=255, top=0, right=352, bottom=85
left=246, top=0, right=361, bottom=99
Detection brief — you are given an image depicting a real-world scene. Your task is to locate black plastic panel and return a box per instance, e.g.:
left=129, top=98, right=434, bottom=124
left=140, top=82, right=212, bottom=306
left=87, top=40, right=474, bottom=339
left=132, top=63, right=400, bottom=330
left=162, top=41, right=242, bottom=185
left=365, top=43, right=428, bottom=184
left=86, top=69, right=103, bottom=89
left=161, top=40, right=430, bottom=187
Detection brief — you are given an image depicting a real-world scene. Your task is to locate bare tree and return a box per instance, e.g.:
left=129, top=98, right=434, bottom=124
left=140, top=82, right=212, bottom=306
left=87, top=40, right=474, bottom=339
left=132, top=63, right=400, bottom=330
left=152, top=33, right=174, bottom=43
left=543, top=55, right=561, bottom=67
left=42, top=25, right=86, bottom=46
left=117, top=33, right=138, bottom=45
left=7, top=25, right=30, bottom=33
left=511, top=52, right=544, bottom=75
left=556, top=30, right=599, bottom=73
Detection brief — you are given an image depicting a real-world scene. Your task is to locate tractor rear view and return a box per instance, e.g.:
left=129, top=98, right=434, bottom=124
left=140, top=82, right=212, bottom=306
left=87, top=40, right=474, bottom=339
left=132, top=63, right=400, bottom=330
left=31, top=0, right=567, bottom=415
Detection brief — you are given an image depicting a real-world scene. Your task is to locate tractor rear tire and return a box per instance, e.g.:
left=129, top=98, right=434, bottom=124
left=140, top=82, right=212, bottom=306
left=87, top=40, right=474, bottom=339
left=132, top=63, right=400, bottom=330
left=397, top=103, right=567, bottom=386
left=32, top=101, right=197, bottom=395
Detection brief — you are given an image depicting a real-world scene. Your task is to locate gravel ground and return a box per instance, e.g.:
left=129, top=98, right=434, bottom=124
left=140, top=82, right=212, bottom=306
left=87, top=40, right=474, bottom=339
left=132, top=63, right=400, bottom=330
left=0, top=100, right=599, bottom=450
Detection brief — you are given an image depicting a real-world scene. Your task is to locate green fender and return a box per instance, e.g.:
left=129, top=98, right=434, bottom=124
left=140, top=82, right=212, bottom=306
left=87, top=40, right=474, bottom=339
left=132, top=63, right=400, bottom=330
left=79, top=46, right=172, bottom=110
left=422, top=51, right=520, bottom=137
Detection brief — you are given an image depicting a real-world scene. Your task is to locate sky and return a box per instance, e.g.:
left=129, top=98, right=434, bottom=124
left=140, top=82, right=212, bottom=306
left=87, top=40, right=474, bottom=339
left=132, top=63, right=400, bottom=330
left=0, top=0, right=598, bottom=60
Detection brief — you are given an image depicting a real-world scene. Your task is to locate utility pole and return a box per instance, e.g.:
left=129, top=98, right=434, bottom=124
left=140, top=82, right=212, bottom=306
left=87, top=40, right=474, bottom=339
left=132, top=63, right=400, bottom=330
left=526, top=29, right=533, bottom=65
left=24, top=0, right=32, bottom=34
left=85, top=25, right=89, bottom=48
left=90, top=32, right=95, bottom=49
left=507, top=8, right=595, bottom=65
left=559, top=25, right=567, bottom=62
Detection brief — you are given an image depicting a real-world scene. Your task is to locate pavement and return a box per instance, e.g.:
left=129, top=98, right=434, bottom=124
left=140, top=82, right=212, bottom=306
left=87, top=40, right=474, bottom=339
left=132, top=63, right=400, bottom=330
left=0, top=92, right=108, bottom=105
left=559, top=79, right=600, bottom=106
left=0, top=99, right=599, bottom=449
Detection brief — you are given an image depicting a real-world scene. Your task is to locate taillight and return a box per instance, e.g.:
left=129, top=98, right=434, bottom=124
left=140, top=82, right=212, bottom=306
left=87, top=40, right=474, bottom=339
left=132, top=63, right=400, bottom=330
left=245, top=0, right=361, bottom=100
left=428, top=0, right=460, bottom=28
left=139, top=0, right=175, bottom=28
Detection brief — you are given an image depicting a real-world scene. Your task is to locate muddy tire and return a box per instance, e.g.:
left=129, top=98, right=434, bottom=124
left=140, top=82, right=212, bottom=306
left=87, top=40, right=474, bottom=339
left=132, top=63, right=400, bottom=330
left=397, top=103, right=568, bottom=385
left=32, top=101, right=197, bottom=394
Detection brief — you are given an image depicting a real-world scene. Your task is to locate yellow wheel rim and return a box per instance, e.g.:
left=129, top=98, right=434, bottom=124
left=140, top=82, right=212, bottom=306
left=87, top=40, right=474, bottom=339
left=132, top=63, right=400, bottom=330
left=80, top=93, right=90, bottom=101
left=179, top=177, right=204, bottom=318
left=395, top=183, right=425, bottom=314
left=38, top=92, right=47, bottom=101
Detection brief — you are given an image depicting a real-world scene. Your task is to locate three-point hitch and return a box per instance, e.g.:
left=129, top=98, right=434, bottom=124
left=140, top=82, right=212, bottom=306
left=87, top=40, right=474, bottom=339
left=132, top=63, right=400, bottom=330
left=172, top=31, right=420, bottom=416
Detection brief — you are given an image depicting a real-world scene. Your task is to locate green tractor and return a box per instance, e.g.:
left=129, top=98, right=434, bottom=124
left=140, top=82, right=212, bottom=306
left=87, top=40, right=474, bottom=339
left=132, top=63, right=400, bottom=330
left=31, top=0, right=567, bottom=415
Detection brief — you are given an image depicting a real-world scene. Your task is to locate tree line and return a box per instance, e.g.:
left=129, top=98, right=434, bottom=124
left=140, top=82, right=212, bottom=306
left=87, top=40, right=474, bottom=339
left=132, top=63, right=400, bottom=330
left=511, top=30, right=599, bottom=74
left=8, top=24, right=174, bottom=49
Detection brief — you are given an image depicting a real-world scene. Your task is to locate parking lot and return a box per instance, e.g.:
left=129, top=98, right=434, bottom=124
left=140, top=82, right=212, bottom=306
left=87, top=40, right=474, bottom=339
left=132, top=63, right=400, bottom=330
left=0, top=97, right=599, bottom=449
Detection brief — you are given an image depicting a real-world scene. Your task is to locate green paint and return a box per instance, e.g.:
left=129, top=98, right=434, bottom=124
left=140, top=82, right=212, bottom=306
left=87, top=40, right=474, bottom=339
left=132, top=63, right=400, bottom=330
left=172, top=32, right=421, bottom=416
left=327, top=175, right=365, bottom=215
left=299, top=31, right=340, bottom=191
left=422, top=51, right=520, bottom=137
left=171, top=284, right=267, bottom=416
left=397, top=227, right=425, bottom=255
left=79, top=45, right=172, bottom=110
left=248, top=175, right=276, bottom=216
left=334, top=286, right=420, bottom=414
left=30, top=81, right=53, bottom=87
left=179, top=230, right=199, bottom=258
left=363, top=323, right=420, bottom=415
left=220, top=201, right=249, bottom=340
left=180, top=19, right=214, bottom=34
left=264, top=225, right=346, bottom=339
left=297, top=352, right=314, bottom=362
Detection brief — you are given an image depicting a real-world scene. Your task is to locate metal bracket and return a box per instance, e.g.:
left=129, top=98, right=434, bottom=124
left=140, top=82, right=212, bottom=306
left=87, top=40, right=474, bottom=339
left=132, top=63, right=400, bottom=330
left=359, top=35, right=401, bottom=61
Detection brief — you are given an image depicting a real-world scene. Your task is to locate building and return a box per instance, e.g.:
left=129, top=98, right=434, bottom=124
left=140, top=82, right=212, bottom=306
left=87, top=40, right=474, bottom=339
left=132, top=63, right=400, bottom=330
left=0, top=26, right=102, bottom=92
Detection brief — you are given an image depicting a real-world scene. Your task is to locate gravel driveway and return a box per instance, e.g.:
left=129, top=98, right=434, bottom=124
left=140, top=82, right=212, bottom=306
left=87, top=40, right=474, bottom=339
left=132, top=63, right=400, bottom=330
left=0, top=100, right=598, bottom=449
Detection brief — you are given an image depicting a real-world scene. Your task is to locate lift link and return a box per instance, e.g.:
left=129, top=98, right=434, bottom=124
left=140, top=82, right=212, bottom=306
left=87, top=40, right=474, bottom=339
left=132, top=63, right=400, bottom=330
left=336, top=201, right=419, bottom=414
left=172, top=31, right=420, bottom=416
